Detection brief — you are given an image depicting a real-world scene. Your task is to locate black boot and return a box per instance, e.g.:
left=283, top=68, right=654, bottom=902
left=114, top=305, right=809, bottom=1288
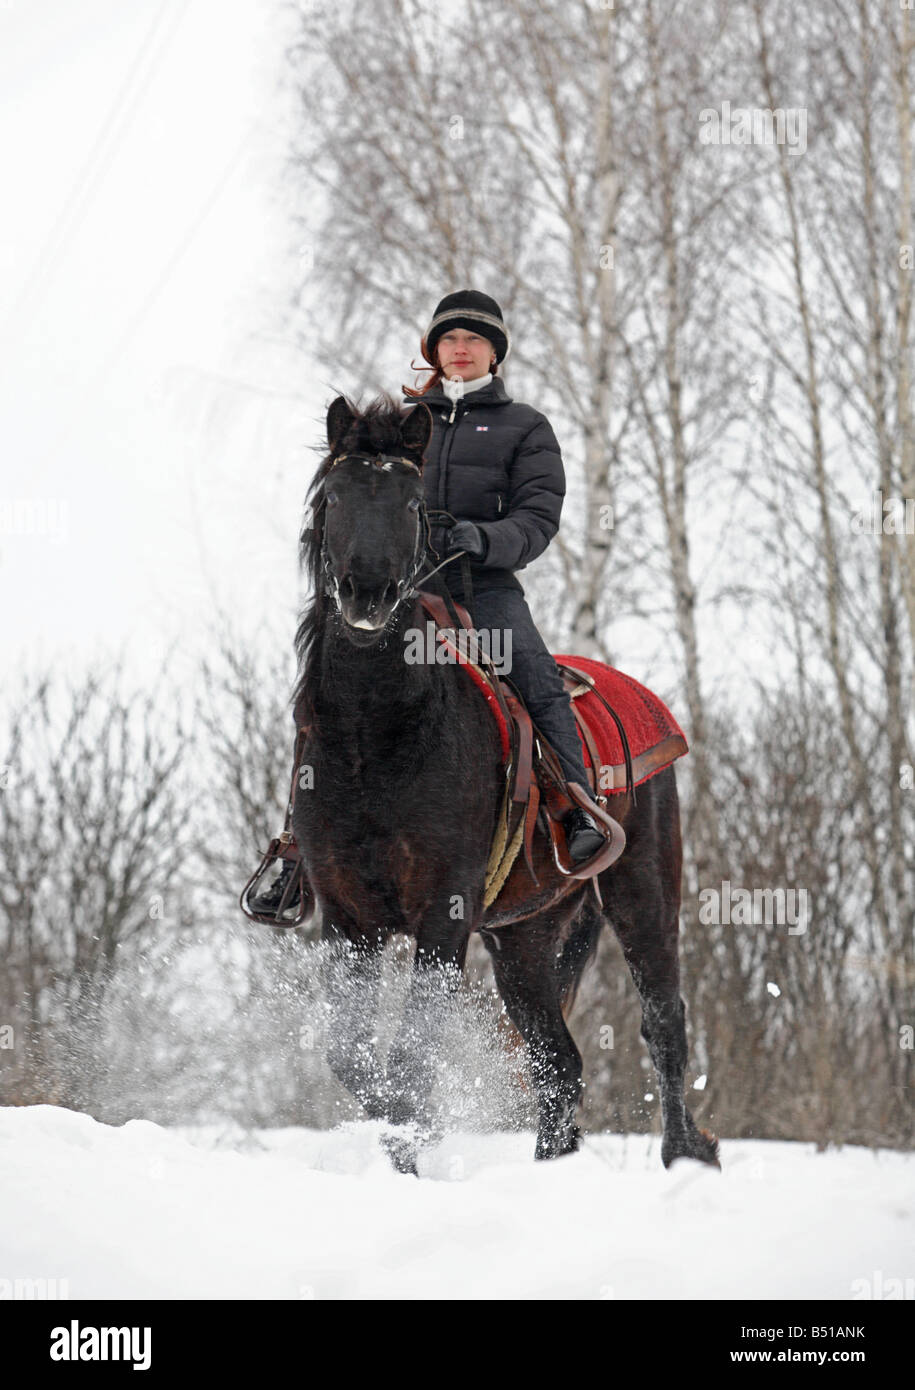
left=563, top=806, right=606, bottom=863
left=248, top=860, right=301, bottom=917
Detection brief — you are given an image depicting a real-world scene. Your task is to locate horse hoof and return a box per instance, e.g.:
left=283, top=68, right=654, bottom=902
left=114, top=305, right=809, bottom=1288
left=535, top=1123, right=581, bottom=1161
left=662, top=1127, right=720, bottom=1170
left=697, top=1129, right=722, bottom=1169
left=381, top=1131, right=420, bottom=1177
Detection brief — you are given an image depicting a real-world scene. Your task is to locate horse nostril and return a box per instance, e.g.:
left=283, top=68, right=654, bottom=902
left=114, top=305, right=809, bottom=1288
left=340, top=575, right=356, bottom=600
left=383, top=580, right=398, bottom=605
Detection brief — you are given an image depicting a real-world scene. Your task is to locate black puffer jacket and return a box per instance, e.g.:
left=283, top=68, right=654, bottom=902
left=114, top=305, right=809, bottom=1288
left=403, top=376, right=565, bottom=597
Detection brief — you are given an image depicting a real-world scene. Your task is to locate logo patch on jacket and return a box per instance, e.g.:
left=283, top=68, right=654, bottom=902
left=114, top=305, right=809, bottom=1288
left=475, top=425, right=489, bottom=431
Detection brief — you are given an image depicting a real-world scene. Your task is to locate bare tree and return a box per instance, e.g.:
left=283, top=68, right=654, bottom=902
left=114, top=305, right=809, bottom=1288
left=0, top=664, right=192, bottom=1104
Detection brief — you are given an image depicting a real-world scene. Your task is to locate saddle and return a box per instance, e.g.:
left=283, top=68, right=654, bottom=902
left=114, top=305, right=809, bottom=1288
left=415, top=592, right=626, bottom=903
left=240, top=595, right=688, bottom=928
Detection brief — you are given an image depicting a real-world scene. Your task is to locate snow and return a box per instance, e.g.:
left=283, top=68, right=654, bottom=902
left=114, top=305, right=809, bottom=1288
left=1, top=1106, right=911, bottom=1300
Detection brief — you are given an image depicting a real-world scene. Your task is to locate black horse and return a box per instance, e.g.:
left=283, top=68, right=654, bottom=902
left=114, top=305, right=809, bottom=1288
left=290, top=393, right=719, bottom=1175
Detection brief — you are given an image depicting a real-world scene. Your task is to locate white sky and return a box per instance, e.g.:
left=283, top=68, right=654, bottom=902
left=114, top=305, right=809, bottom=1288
left=0, top=0, right=325, bottom=690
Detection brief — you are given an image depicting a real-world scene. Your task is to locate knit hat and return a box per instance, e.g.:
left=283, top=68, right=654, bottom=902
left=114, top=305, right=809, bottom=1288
left=423, top=290, right=511, bottom=365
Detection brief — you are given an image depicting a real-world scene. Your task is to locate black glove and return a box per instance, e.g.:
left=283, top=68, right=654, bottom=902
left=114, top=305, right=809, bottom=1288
left=448, top=520, right=487, bottom=559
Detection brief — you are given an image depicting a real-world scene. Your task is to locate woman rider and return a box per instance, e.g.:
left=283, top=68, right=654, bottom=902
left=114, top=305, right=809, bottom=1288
left=249, top=289, right=606, bottom=915
left=405, top=289, right=605, bottom=864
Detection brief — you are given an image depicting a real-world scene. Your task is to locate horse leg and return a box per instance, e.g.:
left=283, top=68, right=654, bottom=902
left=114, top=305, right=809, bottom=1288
left=381, top=927, right=470, bottom=1175
left=615, top=922, right=718, bottom=1167
left=482, top=910, right=585, bottom=1160
left=602, top=818, right=719, bottom=1168
left=320, top=918, right=387, bottom=1121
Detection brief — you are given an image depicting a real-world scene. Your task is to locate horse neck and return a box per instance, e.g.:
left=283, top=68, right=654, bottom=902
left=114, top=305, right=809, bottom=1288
left=315, top=599, right=437, bottom=729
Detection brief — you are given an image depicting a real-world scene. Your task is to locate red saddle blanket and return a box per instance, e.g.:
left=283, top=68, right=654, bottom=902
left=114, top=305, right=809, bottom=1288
left=442, top=626, right=690, bottom=795
left=552, top=655, right=688, bottom=794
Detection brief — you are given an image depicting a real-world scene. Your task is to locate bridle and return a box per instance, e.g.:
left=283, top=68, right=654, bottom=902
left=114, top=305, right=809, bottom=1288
left=319, top=452, right=432, bottom=613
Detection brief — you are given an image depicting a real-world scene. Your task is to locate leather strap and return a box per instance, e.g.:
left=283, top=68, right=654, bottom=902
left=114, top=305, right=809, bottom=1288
left=570, top=700, right=603, bottom=794
left=418, top=590, right=474, bottom=636
left=521, top=778, right=541, bottom=884
left=418, top=592, right=529, bottom=809
left=503, top=692, right=534, bottom=805
left=460, top=552, right=474, bottom=624
left=558, top=662, right=637, bottom=803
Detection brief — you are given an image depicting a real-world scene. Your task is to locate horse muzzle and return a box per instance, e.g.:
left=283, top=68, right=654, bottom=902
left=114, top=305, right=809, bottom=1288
left=334, top=572, right=403, bottom=635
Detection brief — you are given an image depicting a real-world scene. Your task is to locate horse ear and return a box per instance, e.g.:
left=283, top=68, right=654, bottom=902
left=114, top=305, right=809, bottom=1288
left=327, top=396, right=356, bottom=453
left=401, top=402, right=432, bottom=459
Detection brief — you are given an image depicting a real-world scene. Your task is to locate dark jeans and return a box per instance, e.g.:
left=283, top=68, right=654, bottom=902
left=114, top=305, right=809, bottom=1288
left=466, top=585, right=591, bottom=788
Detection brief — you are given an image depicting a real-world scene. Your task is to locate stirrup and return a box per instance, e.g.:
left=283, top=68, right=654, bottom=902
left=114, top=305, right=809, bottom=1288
left=541, top=781, right=626, bottom=882
left=240, top=834, right=312, bottom=927
left=564, top=806, right=606, bottom=863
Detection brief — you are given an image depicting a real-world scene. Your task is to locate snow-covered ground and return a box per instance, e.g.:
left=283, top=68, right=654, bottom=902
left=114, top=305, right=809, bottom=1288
left=0, top=1105, right=911, bottom=1300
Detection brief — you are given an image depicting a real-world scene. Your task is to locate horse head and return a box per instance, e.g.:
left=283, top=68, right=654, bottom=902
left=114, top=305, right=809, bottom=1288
left=304, top=395, right=433, bottom=644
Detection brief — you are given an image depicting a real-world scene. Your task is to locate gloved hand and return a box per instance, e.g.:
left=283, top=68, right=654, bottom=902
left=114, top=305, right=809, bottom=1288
left=448, top=520, right=488, bottom=559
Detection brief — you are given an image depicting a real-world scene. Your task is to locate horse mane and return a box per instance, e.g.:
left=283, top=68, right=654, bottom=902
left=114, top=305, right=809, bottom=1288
left=291, top=393, right=424, bottom=720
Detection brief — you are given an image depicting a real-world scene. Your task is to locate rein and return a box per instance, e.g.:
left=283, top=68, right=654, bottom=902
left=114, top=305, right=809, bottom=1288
left=419, top=508, right=475, bottom=620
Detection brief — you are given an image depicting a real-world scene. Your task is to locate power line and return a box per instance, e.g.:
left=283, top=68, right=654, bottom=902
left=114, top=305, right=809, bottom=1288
left=4, top=0, right=190, bottom=339
left=36, top=132, right=253, bottom=468
left=91, top=134, right=252, bottom=388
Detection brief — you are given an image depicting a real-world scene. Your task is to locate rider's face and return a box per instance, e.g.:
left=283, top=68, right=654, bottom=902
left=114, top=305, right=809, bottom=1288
left=436, top=329, right=495, bottom=382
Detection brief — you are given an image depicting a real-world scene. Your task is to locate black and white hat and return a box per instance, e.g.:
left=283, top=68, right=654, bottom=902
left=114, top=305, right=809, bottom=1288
left=423, top=290, right=511, bottom=364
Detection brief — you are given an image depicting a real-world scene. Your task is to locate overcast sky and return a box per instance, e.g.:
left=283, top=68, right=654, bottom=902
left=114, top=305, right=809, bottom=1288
left=0, top=0, right=325, bottom=690
left=0, top=0, right=771, bottom=715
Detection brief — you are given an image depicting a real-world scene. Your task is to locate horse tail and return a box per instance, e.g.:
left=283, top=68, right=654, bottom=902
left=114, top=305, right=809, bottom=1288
left=558, top=892, right=603, bottom=1018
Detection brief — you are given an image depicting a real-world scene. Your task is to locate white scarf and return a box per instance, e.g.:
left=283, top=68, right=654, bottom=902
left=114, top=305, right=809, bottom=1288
left=441, top=371, right=492, bottom=404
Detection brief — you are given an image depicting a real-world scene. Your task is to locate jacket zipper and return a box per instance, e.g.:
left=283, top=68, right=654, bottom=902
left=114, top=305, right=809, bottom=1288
left=437, top=398, right=465, bottom=512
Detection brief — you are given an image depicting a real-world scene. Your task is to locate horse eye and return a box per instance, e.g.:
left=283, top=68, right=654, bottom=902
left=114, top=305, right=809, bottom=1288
left=326, top=489, right=338, bottom=507
left=407, top=496, right=421, bottom=512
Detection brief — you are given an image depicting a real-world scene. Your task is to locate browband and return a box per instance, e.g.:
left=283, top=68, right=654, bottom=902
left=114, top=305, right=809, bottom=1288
left=329, top=452, right=422, bottom=473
